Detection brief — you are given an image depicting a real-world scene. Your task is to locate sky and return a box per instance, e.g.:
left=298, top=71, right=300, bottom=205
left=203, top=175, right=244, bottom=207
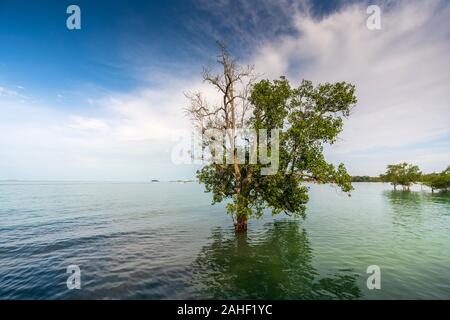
left=0, top=0, right=449, bottom=181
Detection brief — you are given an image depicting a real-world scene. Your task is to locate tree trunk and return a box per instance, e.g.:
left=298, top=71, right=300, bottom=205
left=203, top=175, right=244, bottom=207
left=234, top=216, right=248, bottom=232
left=229, top=81, right=241, bottom=196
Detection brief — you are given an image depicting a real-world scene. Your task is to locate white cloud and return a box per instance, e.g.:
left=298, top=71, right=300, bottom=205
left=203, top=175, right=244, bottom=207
left=0, top=79, right=206, bottom=180
left=250, top=0, right=450, bottom=173
left=0, top=86, right=19, bottom=97
left=68, top=116, right=109, bottom=132
left=0, top=85, right=31, bottom=103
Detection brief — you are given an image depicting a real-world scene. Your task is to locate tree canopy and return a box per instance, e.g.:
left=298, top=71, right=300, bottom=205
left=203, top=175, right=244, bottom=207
left=422, top=166, right=450, bottom=193
left=380, top=163, right=421, bottom=191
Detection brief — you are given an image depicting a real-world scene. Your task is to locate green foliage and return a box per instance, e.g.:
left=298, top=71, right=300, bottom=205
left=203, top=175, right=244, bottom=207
left=197, top=77, right=357, bottom=223
left=422, top=166, right=450, bottom=192
left=380, top=163, right=421, bottom=190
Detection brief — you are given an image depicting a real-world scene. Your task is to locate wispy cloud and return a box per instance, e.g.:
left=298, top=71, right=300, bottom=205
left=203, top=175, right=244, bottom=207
left=249, top=0, right=450, bottom=173
left=0, top=86, right=19, bottom=97
left=0, top=79, right=204, bottom=180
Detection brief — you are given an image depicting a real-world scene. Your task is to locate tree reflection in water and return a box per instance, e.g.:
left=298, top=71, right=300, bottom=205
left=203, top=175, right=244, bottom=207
left=384, top=190, right=450, bottom=232
left=191, top=220, right=361, bottom=299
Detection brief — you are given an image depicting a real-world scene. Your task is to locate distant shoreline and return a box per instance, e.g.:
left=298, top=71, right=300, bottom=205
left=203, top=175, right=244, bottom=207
left=0, top=179, right=199, bottom=183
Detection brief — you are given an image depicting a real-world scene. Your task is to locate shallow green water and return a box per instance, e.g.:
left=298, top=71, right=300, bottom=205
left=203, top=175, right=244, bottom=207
left=0, top=182, right=449, bottom=299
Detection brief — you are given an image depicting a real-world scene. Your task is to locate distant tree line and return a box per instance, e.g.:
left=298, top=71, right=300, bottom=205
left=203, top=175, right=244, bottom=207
left=421, top=166, right=450, bottom=193
left=352, top=163, right=450, bottom=193
left=351, top=176, right=382, bottom=183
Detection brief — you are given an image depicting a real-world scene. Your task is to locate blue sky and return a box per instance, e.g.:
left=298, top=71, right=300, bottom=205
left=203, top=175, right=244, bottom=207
left=0, top=0, right=449, bottom=180
left=1, top=1, right=203, bottom=93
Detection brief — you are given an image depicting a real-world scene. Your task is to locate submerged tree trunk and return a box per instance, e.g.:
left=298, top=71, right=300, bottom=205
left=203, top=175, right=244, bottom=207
left=234, top=216, right=248, bottom=232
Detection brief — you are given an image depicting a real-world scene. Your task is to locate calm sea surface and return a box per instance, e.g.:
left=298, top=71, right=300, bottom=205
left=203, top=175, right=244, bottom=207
left=0, top=181, right=449, bottom=299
